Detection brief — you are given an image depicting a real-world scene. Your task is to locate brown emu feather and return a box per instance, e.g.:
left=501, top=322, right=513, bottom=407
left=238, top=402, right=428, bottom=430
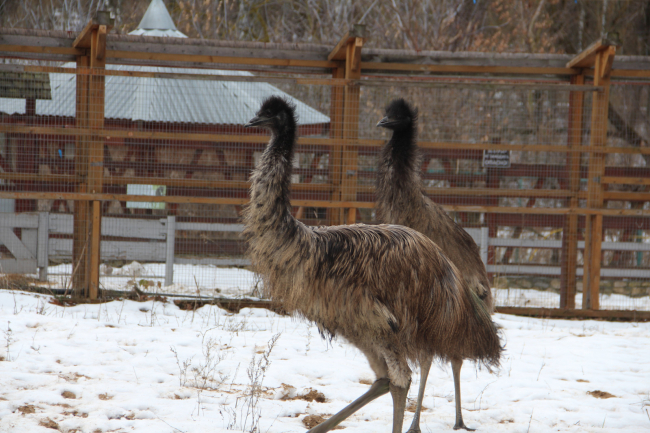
left=244, top=96, right=500, bottom=433
left=376, top=98, right=501, bottom=431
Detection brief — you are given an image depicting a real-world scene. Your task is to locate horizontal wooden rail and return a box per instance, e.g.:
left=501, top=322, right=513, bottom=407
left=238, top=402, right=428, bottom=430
left=105, top=49, right=338, bottom=69
left=0, top=64, right=603, bottom=91
left=602, top=191, right=650, bottom=201
left=0, top=44, right=81, bottom=56
left=2, top=191, right=650, bottom=216
left=2, top=124, right=650, bottom=155
left=360, top=62, right=579, bottom=76
left=496, top=307, right=650, bottom=321
left=603, top=176, right=650, bottom=185
left=3, top=174, right=650, bottom=200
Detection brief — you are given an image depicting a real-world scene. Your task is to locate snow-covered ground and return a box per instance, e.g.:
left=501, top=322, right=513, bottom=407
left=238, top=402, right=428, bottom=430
left=0, top=290, right=648, bottom=433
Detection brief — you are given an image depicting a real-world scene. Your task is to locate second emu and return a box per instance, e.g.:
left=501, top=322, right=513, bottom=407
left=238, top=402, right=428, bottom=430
left=244, top=96, right=501, bottom=433
left=376, top=98, right=497, bottom=431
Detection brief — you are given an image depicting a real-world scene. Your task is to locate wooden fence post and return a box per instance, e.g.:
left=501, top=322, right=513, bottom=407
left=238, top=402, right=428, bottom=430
left=567, top=39, right=616, bottom=310
left=328, top=25, right=365, bottom=225
left=560, top=73, right=585, bottom=309
left=71, top=12, right=113, bottom=298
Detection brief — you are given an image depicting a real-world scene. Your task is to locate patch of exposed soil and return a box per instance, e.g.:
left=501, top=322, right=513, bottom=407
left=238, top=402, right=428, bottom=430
left=39, top=418, right=60, bottom=430
left=281, top=388, right=326, bottom=403
left=588, top=390, right=616, bottom=399
left=61, top=391, right=76, bottom=399
left=17, top=404, right=36, bottom=414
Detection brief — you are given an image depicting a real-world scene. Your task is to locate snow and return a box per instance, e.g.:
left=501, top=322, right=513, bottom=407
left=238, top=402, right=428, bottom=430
left=0, top=289, right=649, bottom=433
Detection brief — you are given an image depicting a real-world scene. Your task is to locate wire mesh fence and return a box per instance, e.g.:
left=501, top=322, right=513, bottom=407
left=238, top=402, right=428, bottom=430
left=1, top=62, right=649, bottom=312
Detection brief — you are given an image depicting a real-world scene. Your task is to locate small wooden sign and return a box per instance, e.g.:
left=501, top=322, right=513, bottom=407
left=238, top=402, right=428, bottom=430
left=483, top=150, right=511, bottom=168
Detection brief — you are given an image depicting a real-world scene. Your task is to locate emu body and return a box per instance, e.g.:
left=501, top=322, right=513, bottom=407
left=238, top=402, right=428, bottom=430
left=377, top=98, right=497, bottom=431
left=244, top=96, right=500, bottom=433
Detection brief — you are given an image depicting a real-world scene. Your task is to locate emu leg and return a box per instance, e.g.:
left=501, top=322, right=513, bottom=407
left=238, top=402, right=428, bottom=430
left=452, top=358, right=475, bottom=431
left=405, top=356, right=432, bottom=433
left=390, top=381, right=410, bottom=433
left=307, top=378, right=390, bottom=433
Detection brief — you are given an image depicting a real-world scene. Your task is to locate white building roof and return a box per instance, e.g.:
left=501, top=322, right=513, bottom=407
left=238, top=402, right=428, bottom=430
left=0, top=0, right=329, bottom=127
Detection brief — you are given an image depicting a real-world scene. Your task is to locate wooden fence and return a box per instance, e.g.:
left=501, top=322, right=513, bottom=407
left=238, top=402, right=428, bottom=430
left=1, top=18, right=650, bottom=318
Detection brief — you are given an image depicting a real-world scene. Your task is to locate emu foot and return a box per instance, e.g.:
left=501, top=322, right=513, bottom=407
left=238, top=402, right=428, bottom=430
left=405, top=428, right=421, bottom=433
left=453, top=421, right=476, bottom=431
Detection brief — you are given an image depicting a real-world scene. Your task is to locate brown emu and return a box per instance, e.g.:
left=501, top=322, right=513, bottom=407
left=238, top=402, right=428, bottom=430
left=244, top=96, right=501, bottom=433
left=376, top=98, right=496, bottom=431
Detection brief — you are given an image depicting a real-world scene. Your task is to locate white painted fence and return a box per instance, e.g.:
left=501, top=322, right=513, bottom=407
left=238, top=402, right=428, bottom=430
left=2, top=213, right=650, bottom=286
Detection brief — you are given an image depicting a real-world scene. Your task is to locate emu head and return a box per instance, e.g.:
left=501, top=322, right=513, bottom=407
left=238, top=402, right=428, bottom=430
left=245, top=96, right=297, bottom=132
left=377, top=98, right=418, bottom=131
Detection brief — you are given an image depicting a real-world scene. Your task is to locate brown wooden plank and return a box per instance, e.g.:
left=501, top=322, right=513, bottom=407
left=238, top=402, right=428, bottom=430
left=0, top=44, right=81, bottom=56
left=603, top=191, right=650, bottom=200
left=4, top=191, right=650, bottom=216
left=328, top=25, right=366, bottom=61
left=3, top=124, right=650, bottom=155
left=583, top=50, right=612, bottom=310
left=561, top=73, right=585, bottom=309
left=73, top=21, right=97, bottom=49
left=356, top=185, right=580, bottom=198
left=72, top=54, right=90, bottom=295
left=329, top=66, right=345, bottom=225
left=13, top=64, right=351, bottom=86
left=496, top=307, right=650, bottom=321
left=566, top=37, right=615, bottom=69
left=609, top=69, right=650, bottom=79
left=361, top=62, right=578, bottom=75
left=600, top=46, right=616, bottom=78
left=603, top=177, right=650, bottom=185
left=341, top=37, right=363, bottom=224
left=4, top=64, right=604, bottom=90
left=105, top=49, right=337, bottom=69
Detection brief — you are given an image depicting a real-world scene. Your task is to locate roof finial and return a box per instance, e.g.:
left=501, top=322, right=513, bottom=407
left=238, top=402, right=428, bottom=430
left=130, top=0, right=187, bottom=38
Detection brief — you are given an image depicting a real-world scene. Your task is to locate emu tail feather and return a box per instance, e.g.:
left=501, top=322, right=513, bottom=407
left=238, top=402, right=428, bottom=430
left=466, top=289, right=502, bottom=369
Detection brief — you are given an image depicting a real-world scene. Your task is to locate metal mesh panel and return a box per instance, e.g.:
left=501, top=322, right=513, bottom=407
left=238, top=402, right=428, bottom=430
left=1, top=64, right=649, bottom=312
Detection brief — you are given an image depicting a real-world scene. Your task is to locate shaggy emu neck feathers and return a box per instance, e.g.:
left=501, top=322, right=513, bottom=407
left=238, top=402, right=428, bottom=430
left=378, top=127, right=422, bottom=204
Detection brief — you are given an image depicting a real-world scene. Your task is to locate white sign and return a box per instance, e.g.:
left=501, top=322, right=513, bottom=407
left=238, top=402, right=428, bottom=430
left=482, top=150, right=511, bottom=168
left=126, top=184, right=167, bottom=210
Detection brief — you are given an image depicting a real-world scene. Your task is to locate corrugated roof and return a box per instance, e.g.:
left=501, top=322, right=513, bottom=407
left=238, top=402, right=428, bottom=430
left=0, top=66, right=329, bottom=126
left=0, top=0, right=330, bottom=127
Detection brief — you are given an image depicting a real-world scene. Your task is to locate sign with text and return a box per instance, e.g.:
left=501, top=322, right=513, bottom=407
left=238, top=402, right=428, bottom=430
left=482, top=150, right=511, bottom=168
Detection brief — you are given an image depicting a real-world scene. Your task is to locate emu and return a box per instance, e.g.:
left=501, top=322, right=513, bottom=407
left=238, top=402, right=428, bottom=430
left=244, top=96, right=501, bottom=433
left=376, top=98, right=496, bottom=431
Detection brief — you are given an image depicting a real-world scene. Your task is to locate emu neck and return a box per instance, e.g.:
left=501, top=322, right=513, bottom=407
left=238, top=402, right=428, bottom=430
left=248, top=126, right=297, bottom=235
left=379, top=126, right=421, bottom=193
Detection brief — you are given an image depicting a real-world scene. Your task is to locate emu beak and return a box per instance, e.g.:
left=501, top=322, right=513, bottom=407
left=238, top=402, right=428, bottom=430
left=376, top=116, right=393, bottom=128
left=245, top=115, right=270, bottom=128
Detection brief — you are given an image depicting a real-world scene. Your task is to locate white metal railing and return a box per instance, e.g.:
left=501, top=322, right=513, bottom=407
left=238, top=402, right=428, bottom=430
left=2, top=213, right=650, bottom=285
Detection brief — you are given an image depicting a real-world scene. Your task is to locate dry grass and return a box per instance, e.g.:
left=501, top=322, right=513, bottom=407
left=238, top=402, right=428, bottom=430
left=0, top=274, right=41, bottom=292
